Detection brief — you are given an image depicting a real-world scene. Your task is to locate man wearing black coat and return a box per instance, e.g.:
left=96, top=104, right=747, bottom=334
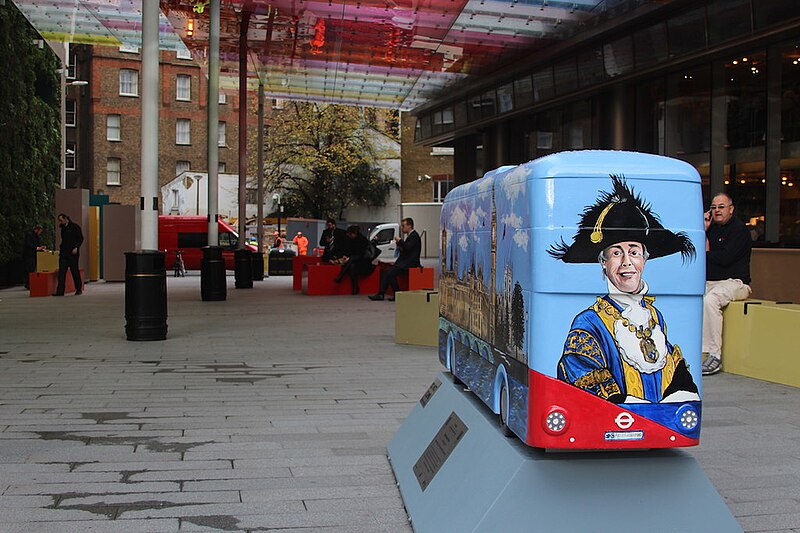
left=319, top=218, right=349, bottom=262
left=369, top=217, right=421, bottom=301
left=54, top=213, right=84, bottom=296
left=22, top=225, right=44, bottom=289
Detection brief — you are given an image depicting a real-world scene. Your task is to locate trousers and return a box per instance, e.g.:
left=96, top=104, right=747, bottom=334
left=702, top=278, right=751, bottom=356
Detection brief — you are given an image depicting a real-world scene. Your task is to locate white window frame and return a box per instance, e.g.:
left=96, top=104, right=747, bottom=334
left=65, top=100, right=76, bottom=127
left=218, top=162, right=226, bottom=173
left=119, top=69, right=138, bottom=96
left=176, top=74, right=191, bottom=101
left=106, top=157, right=121, bottom=186
left=218, top=121, right=226, bottom=147
left=176, top=160, right=191, bottom=176
left=433, top=178, right=453, bottom=203
left=65, top=142, right=76, bottom=171
left=106, top=114, right=121, bottom=141
left=176, top=118, right=191, bottom=145
left=218, top=92, right=227, bottom=104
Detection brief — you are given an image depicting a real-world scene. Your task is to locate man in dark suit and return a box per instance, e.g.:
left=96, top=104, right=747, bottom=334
left=369, top=217, right=421, bottom=301
left=53, top=213, right=84, bottom=296
left=319, top=218, right=348, bottom=262
left=22, top=224, right=45, bottom=289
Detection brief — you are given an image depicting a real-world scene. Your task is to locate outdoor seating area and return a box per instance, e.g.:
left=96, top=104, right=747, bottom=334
left=28, top=269, right=84, bottom=297
left=722, top=299, right=800, bottom=387
left=301, top=263, right=381, bottom=295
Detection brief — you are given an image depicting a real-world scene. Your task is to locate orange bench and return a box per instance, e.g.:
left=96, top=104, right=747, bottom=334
left=302, top=263, right=380, bottom=295
left=293, top=255, right=323, bottom=290
left=29, top=269, right=85, bottom=297
left=377, top=264, right=435, bottom=294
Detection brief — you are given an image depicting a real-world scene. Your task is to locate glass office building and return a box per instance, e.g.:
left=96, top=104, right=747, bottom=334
left=414, top=0, right=800, bottom=246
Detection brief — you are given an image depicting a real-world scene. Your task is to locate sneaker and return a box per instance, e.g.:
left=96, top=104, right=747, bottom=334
left=702, top=354, right=722, bottom=376
left=368, top=294, right=384, bottom=301
left=387, top=295, right=395, bottom=302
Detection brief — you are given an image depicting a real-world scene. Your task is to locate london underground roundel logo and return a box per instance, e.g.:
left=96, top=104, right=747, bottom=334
left=615, top=412, right=634, bottom=429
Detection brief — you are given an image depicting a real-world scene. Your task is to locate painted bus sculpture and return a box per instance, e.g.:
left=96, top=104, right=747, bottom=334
left=438, top=151, right=705, bottom=449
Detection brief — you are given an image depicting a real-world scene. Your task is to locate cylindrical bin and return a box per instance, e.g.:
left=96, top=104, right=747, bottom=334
left=251, top=251, right=264, bottom=281
left=234, top=248, right=253, bottom=289
left=125, top=250, right=167, bottom=341
left=201, top=246, right=227, bottom=301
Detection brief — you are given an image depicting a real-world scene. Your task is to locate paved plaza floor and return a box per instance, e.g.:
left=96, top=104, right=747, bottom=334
left=1, top=274, right=800, bottom=532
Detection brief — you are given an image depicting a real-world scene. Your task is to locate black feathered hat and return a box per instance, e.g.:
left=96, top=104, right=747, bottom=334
left=548, top=175, right=695, bottom=264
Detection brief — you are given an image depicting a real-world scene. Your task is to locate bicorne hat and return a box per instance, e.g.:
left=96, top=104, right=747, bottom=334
left=548, top=175, right=695, bottom=264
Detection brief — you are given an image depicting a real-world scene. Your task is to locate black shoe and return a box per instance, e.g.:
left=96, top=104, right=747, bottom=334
left=387, top=295, right=395, bottom=302
left=75, top=290, right=82, bottom=295
left=368, top=293, right=384, bottom=301
left=52, top=293, right=64, bottom=297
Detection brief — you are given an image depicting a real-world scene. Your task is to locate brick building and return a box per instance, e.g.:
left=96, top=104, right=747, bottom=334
left=400, top=112, right=454, bottom=204
left=66, top=44, right=259, bottom=206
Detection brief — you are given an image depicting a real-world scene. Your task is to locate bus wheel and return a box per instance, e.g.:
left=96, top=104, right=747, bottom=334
left=449, top=343, right=463, bottom=385
left=499, top=383, right=514, bottom=437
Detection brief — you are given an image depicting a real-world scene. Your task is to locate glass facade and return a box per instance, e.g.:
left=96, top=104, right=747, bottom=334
left=415, top=1, right=800, bottom=247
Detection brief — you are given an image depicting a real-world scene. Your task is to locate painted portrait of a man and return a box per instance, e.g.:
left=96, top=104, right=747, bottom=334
left=548, top=175, right=700, bottom=404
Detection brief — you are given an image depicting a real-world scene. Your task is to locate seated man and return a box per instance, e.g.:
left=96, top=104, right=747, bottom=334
left=319, top=218, right=348, bottom=262
left=369, top=217, right=421, bottom=302
left=702, top=192, right=752, bottom=376
left=333, top=225, right=374, bottom=294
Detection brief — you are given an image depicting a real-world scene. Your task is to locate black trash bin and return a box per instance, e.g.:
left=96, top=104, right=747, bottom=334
left=125, top=250, right=167, bottom=341
left=201, top=246, right=227, bottom=301
left=234, top=248, right=253, bottom=289
left=251, top=251, right=264, bottom=281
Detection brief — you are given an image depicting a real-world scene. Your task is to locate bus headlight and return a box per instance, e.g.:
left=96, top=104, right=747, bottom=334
left=676, top=405, right=699, bottom=431
left=543, top=407, right=568, bottom=435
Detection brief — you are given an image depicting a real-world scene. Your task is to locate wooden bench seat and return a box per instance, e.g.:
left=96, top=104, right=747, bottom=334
left=377, top=264, right=436, bottom=294
left=721, top=299, right=800, bottom=387
left=302, top=263, right=380, bottom=295
left=29, top=269, right=85, bottom=297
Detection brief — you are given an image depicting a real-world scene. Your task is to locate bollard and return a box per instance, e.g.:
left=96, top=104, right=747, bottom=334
left=234, top=248, right=253, bottom=289
left=125, top=250, right=167, bottom=341
left=201, top=246, right=227, bottom=301
left=251, top=251, right=264, bottom=281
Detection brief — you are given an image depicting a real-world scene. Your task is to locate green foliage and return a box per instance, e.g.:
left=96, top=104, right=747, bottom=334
left=0, top=4, right=61, bottom=264
left=251, top=102, right=398, bottom=220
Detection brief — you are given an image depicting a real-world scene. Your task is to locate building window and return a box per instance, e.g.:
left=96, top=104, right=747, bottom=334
left=176, top=160, right=190, bottom=176
left=65, top=142, right=76, bottom=170
left=107, top=158, right=121, bottom=185
left=219, top=92, right=227, bottom=104
left=176, top=47, right=192, bottom=60
left=119, top=69, right=138, bottom=96
left=67, top=51, right=76, bottom=79
left=176, top=74, right=191, bottom=101
left=218, top=121, right=226, bottom=147
left=272, top=98, right=286, bottom=109
left=218, top=162, right=226, bottom=173
left=433, top=177, right=453, bottom=203
left=65, top=100, right=76, bottom=127
left=176, top=119, right=191, bottom=145
left=245, top=188, right=258, bottom=204
left=107, top=114, right=121, bottom=141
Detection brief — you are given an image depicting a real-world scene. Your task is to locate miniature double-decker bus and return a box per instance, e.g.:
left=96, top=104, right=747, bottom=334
left=438, top=151, right=705, bottom=449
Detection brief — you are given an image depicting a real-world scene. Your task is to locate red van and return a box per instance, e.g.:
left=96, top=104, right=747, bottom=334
left=158, top=216, right=257, bottom=270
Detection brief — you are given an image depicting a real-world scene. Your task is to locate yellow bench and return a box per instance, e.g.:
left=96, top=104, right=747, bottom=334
left=395, top=290, right=439, bottom=347
left=722, top=299, right=800, bottom=387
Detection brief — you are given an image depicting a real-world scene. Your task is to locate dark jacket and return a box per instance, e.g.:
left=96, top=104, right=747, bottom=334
left=706, top=215, right=752, bottom=284
left=59, top=221, right=84, bottom=256
left=395, top=230, right=422, bottom=270
left=22, top=230, right=41, bottom=270
left=320, top=227, right=348, bottom=260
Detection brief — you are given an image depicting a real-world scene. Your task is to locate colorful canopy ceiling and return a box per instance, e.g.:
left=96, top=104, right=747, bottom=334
left=12, top=0, right=666, bottom=110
